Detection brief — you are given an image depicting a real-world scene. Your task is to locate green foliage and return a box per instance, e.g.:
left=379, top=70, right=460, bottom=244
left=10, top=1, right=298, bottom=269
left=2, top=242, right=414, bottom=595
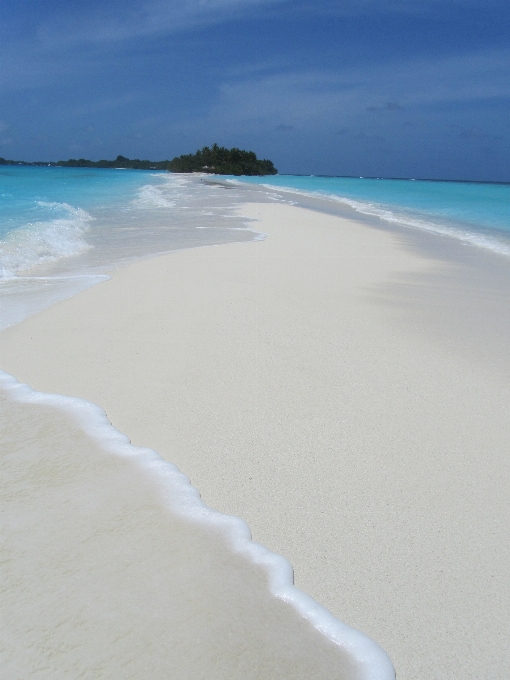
left=55, top=155, right=167, bottom=170
left=0, top=157, right=57, bottom=166
left=1, top=147, right=278, bottom=175
left=167, top=144, right=277, bottom=176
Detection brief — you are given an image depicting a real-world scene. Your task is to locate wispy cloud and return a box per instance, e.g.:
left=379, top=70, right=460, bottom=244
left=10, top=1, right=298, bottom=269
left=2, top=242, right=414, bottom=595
left=286, top=0, right=493, bottom=18
left=355, top=132, right=385, bottom=142
left=367, top=102, right=405, bottom=112
left=185, top=47, right=510, bottom=133
left=34, top=0, right=284, bottom=49
left=0, top=0, right=285, bottom=93
left=69, top=125, right=95, bottom=134
left=458, top=127, right=502, bottom=141
left=2, top=0, right=508, bottom=177
left=66, top=92, right=145, bottom=118
left=7, top=0, right=486, bottom=58
left=459, top=127, right=489, bottom=140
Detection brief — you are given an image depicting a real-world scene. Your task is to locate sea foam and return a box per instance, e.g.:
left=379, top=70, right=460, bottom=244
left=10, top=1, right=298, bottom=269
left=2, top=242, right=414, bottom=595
left=230, top=176, right=510, bottom=258
left=328, top=194, right=510, bottom=257
left=0, top=202, right=93, bottom=278
left=0, top=369, right=395, bottom=680
left=258, top=184, right=510, bottom=257
left=0, top=170, right=262, bottom=329
left=133, top=184, right=176, bottom=209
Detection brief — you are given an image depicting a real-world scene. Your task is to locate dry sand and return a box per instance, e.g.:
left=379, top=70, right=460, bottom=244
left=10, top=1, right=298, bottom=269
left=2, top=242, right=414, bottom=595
left=1, top=202, right=509, bottom=679
left=2, top=387, right=374, bottom=680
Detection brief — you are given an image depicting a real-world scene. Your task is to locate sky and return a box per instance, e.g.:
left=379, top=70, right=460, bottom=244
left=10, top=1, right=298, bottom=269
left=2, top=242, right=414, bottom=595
left=1, top=0, right=509, bottom=180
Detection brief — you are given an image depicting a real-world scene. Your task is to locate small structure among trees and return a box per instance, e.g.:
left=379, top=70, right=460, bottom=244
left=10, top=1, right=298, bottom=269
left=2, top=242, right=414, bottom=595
left=168, top=144, right=277, bottom=176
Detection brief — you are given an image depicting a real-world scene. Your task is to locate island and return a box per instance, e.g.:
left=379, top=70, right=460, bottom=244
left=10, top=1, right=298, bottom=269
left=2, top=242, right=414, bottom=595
left=166, top=144, right=277, bottom=175
left=0, top=145, right=278, bottom=176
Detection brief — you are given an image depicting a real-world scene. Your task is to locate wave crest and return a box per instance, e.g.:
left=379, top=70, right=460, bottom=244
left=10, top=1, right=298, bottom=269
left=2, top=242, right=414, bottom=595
left=133, top=184, right=176, bottom=209
left=0, top=203, right=93, bottom=278
left=255, top=183, right=510, bottom=258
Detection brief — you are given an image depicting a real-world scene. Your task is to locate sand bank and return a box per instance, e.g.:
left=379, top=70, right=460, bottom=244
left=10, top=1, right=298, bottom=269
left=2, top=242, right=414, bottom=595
left=2, top=202, right=509, bottom=679
left=2, top=379, right=381, bottom=680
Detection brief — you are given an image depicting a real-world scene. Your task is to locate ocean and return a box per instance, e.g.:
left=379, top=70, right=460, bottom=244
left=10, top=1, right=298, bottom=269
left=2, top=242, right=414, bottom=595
left=2, top=169, right=509, bottom=330
left=233, top=175, right=510, bottom=257
left=0, top=166, right=262, bottom=329
left=2, top=168, right=508, bottom=679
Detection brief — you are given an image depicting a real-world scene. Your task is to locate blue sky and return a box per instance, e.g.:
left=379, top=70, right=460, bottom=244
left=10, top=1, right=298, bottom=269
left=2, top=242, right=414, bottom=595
left=1, top=0, right=509, bottom=180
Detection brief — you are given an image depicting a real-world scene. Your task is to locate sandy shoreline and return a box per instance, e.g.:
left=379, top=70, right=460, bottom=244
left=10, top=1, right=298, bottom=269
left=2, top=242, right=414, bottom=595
left=2, top=201, right=509, bottom=679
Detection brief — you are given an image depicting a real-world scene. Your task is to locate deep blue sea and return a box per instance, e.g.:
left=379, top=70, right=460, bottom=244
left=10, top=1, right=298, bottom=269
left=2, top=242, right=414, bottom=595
left=234, top=175, right=510, bottom=256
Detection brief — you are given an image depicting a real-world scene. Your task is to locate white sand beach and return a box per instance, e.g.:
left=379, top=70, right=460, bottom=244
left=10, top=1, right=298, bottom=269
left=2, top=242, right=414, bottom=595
left=2, top=201, right=509, bottom=679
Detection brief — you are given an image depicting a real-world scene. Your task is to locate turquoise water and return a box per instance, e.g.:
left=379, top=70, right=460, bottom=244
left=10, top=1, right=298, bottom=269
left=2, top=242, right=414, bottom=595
left=0, top=166, right=159, bottom=238
left=0, top=166, right=171, bottom=275
left=3, top=168, right=509, bottom=279
left=0, top=167, right=257, bottom=327
left=234, top=175, right=510, bottom=256
left=0, top=166, right=260, bottom=279
left=2, top=168, right=509, bottom=328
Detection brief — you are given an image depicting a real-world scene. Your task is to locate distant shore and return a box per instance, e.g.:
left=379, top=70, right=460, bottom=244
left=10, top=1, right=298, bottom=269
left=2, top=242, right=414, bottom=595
left=1, top=196, right=509, bottom=679
left=0, top=145, right=278, bottom=175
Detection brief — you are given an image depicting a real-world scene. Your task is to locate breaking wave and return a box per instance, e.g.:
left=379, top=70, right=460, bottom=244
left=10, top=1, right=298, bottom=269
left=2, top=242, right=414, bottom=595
left=0, top=202, right=93, bottom=278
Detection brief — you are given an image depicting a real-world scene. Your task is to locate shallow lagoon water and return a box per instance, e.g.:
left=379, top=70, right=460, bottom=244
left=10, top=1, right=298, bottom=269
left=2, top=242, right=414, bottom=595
left=0, top=169, right=261, bottom=328
left=234, top=175, right=510, bottom=256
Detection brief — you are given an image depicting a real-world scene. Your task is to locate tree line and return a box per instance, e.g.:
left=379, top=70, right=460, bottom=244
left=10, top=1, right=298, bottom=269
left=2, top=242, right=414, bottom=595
left=0, top=145, right=278, bottom=176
